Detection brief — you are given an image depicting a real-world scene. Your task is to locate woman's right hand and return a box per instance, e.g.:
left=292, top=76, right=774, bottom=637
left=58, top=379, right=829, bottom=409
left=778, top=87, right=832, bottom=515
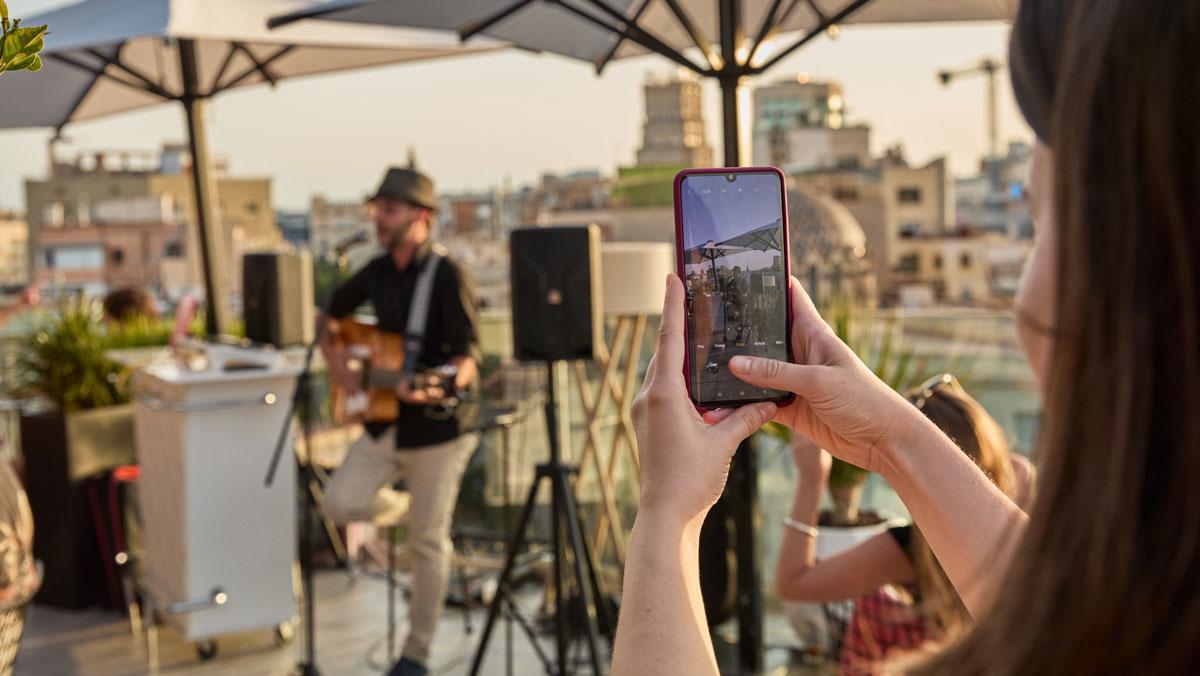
left=729, top=277, right=919, bottom=474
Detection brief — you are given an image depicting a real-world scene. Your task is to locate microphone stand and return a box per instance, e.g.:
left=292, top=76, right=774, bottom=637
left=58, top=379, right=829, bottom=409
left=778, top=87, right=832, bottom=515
left=266, top=239, right=370, bottom=675
left=265, top=314, right=328, bottom=676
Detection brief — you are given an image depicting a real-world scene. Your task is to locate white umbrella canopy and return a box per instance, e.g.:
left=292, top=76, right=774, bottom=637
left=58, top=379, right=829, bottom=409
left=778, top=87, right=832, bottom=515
left=271, top=0, right=1015, bottom=174
left=0, top=0, right=500, bottom=129
left=270, top=0, right=1015, bottom=74
left=0, top=0, right=500, bottom=333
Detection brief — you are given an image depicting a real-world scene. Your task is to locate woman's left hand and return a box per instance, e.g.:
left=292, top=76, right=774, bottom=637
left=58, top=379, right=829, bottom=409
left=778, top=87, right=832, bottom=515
left=632, top=275, right=777, bottom=529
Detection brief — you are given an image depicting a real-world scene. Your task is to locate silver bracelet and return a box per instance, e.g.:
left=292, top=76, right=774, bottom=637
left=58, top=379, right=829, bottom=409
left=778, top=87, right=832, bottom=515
left=782, top=515, right=819, bottom=538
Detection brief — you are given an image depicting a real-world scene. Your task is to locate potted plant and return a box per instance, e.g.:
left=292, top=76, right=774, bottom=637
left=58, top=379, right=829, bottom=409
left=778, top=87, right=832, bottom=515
left=0, top=1, right=48, bottom=76
left=8, top=299, right=171, bottom=608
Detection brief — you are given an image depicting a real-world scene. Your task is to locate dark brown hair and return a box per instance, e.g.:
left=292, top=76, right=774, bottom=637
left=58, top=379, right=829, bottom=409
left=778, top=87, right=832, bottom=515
left=102, top=287, right=156, bottom=324
left=904, top=382, right=1017, bottom=637
left=917, top=0, right=1200, bottom=673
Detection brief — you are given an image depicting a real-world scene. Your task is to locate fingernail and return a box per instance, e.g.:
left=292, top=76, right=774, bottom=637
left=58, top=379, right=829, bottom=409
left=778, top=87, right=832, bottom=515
left=730, top=356, right=751, bottom=372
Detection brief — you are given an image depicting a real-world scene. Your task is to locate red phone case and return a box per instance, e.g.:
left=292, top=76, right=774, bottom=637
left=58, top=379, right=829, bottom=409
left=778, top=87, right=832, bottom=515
left=673, top=166, right=796, bottom=412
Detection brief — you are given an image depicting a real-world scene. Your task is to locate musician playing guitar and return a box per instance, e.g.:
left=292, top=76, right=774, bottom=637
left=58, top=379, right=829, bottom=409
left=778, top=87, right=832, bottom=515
left=319, top=166, right=480, bottom=676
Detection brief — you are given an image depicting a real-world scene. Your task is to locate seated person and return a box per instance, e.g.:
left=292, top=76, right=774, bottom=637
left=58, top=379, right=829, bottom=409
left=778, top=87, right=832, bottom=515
left=776, top=376, right=1034, bottom=673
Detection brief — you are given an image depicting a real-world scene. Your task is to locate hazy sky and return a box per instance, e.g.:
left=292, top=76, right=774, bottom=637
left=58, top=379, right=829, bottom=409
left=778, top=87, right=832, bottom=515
left=0, top=1, right=1030, bottom=211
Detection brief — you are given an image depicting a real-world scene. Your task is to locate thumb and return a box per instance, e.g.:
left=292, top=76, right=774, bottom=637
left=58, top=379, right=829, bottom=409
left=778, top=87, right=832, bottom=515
left=729, top=356, right=820, bottom=396
left=712, top=402, right=777, bottom=449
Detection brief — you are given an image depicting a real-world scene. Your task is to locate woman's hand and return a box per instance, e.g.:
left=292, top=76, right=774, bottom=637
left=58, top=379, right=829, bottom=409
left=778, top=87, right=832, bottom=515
left=616, top=274, right=775, bottom=676
left=727, top=278, right=1029, bottom=617
left=632, top=275, right=777, bottom=529
left=728, top=277, right=918, bottom=474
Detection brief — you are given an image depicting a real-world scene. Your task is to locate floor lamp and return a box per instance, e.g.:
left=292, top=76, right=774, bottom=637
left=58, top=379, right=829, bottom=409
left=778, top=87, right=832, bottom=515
left=573, top=242, right=675, bottom=569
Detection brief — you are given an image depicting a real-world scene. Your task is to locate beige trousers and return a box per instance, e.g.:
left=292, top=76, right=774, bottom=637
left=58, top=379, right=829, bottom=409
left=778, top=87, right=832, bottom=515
left=323, top=428, right=477, bottom=664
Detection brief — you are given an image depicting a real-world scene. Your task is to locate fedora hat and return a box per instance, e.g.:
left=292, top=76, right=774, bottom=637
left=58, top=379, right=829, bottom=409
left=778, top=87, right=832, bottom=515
left=370, top=167, right=437, bottom=211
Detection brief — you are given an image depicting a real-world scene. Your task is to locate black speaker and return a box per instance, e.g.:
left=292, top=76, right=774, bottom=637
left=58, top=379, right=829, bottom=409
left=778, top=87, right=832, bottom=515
left=510, top=225, right=603, bottom=362
left=243, top=251, right=315, bottom=347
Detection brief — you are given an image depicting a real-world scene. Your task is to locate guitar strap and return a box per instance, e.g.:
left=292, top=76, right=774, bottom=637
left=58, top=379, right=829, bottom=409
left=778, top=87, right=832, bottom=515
left=401, top=243, right=446, bottom=375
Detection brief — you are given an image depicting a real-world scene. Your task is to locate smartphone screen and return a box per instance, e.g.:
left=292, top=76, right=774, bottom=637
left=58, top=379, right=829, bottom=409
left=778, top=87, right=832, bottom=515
left=677, top=169, right=791, bottom=407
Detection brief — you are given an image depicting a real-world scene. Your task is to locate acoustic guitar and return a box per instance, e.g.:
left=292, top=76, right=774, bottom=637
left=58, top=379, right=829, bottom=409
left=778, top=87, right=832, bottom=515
left=327, top=318, right=465, bottom=425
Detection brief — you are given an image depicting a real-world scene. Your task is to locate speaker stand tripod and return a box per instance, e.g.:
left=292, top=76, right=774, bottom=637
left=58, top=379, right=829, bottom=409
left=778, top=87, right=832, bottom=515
left=469, top=361, right=612, bottom=675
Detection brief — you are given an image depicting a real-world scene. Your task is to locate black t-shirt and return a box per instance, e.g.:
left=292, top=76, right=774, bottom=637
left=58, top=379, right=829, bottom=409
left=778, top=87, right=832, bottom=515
left=327, top=241, right=481, bottom=449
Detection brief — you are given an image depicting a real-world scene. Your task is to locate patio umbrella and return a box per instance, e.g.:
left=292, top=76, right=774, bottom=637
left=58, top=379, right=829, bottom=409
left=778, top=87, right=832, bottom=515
left=717, top=217, right=784, bottom=251
left=269, top=0, right=1016, bottom=167
left=0, top=0, right=499, bottom=334
left=687, top=239, right=752, bottom=283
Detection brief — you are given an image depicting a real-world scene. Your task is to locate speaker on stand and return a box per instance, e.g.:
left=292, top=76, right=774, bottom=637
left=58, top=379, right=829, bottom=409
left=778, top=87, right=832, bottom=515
left=470, top=225, right=613, bottom=676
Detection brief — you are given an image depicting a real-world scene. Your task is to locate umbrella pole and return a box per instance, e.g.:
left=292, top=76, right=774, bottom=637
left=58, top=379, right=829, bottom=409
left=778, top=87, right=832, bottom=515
left=179, top=39, right=230, bottom=336
left=720, top=2, right=765, bottom=674
left=718, top=72, right=744, bottom=167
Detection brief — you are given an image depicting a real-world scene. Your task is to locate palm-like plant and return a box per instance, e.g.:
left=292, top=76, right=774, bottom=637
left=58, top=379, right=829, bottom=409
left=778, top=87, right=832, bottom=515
left=11, top=299, right=175, bottom=412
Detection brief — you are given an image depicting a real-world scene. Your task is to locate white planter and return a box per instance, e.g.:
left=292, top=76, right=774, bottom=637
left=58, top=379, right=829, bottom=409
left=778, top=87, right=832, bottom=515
left=815, top=517, right=907, bottom=559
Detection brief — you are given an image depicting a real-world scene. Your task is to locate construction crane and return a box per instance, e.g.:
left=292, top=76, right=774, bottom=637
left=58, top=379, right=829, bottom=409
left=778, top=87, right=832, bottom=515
left=938, top=58, right=1004, bottom=181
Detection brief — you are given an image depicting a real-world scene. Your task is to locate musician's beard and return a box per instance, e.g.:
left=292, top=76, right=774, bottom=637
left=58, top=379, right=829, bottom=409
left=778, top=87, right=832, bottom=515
left=378, top=220, right=413, bottom=252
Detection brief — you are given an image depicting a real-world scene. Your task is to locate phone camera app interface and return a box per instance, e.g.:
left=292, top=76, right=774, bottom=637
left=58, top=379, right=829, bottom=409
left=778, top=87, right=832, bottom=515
left=680, top=172, right=789, bottom=405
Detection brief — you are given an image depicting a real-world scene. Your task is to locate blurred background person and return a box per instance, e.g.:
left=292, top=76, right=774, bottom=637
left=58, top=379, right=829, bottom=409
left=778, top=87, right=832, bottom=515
left=100, top=287, right=158, bottom=325
left=775, top=375, right=1034, bottom=674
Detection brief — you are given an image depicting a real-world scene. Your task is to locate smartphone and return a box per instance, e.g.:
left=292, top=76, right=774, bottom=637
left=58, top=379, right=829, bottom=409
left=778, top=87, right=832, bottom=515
left=674, top=167, right=794, bottom=410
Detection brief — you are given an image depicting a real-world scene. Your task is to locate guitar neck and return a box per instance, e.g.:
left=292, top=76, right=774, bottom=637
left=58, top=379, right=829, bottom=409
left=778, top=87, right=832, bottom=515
left=363, top=365, right=458, bottom=392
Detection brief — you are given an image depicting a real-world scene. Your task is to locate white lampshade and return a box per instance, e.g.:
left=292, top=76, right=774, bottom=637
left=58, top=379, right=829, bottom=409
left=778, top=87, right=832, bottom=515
left=601, top=242, right=675, bottom=316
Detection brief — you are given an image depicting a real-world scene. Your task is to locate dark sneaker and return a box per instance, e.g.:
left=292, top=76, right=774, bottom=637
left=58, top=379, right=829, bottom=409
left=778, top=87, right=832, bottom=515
left=387, top=656, right=428, bottom=676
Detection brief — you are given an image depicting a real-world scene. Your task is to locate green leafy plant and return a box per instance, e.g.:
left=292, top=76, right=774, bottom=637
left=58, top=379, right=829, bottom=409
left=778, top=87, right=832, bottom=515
left=12, top=299, right=175, bottom=412
left=0, top=1, right=48, bottom=75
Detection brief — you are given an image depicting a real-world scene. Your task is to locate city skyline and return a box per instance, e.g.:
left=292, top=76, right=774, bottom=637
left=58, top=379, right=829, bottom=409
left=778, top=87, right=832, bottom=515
left=0, top=1, right=1029, bottom=211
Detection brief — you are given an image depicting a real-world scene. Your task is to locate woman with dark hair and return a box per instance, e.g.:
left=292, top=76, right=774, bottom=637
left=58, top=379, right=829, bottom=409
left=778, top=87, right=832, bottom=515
left=776, top=376, right=1034, bottom=673
left=101, top=287, right=157, bottom=325
left=613, top=0, right=1200, bottom=673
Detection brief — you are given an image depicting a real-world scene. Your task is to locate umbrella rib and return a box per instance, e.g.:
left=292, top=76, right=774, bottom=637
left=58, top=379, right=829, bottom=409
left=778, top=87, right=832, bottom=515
left=746, top=0, right=786, bottom=66
left=84, top=48, right=176, bottom=98
left=751, top=0, right=807, bottom=59
left=459, top=0, right=535, bottom=41
left=233, top=42, right=280, bottom=88
left=661, top=0, right=721, bottom=70
left=53, top=57, right=106, bottom=129
left=775, top=0, right=806, bottom=28
left=594, top=0, right=651, bottom=74
left=208, top=42, right=240, bottom=94
left=215, top=45, right=295, bottom=94
left=47, top=52, right=170, bottom=100
left=267, top=0, right=374, bottom=29
left=753, top=0, right=876, bottom=73
left=564, top=0, right=708, bottom=75
left=803, top=0, right=829, bottom=23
